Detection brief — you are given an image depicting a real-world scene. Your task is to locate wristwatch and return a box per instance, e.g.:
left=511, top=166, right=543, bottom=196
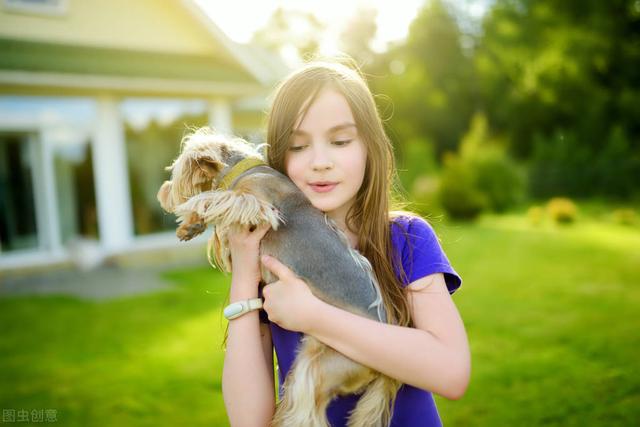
left=223, top=298, right=263, bottom=320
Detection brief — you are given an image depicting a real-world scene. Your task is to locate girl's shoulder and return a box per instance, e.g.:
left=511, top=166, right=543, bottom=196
left=389, top=211, right=462, bottom=293
left=389, top=211, right=437, bottom=242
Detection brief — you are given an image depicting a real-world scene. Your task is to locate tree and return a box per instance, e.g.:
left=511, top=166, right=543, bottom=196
left=251, top=7, right=326, bottom=61
left=367, top=0, right=476, bottom=165
left=338, top=6, right=378, bottom=68
left=476, top=0, right=640, bottom=198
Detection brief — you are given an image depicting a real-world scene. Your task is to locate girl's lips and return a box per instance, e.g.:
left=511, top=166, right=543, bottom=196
left=309, top=183, right=337, bottom=193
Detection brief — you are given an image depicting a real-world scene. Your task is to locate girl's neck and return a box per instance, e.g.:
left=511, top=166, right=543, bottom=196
left=328, top=214, right=359, bottom=250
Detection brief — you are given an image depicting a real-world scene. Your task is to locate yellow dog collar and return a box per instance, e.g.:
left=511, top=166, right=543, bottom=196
left=217, top=157, right=266, bottom=190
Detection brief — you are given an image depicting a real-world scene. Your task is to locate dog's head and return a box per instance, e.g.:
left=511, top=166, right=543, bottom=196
left=157, top=127, right=264, bottom=213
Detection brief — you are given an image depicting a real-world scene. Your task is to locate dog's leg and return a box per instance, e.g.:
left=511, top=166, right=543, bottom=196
left=346, top=376, right=400, bottom=427
left=271, top=337, right=331, bottom=427
left=175, top=189, right=281, bottom=231
left=174, top=189, right=282, bottom=271
left=271, top=338, right=382, bottom=427
left=176, top=211, right=207, bottom=241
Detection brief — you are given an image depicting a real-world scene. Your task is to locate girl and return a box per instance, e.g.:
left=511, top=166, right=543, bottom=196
left=222, top=58, right=470, bottom=426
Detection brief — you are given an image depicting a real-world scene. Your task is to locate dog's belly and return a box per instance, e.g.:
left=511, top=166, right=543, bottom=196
left=260, top=201, right=382, bottom=322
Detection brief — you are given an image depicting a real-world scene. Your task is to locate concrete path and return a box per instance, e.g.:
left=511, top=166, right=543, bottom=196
left=0, top=265, right=180, bottom=301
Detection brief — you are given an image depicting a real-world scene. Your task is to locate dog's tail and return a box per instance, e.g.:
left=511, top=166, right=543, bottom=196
left=347, top=375, right=400, bottom=427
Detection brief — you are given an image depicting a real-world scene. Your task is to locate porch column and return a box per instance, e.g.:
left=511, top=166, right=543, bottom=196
left=208, top=98, right=232, bottom=134
left=92, top=95, right=134, bottom=253
left=34, top=133, right=63, bottom=255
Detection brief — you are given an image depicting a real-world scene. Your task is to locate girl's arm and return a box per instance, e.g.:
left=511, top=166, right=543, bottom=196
left=222, top=224, right=275, bottom=426
left=261, top=256, right=470, bottom=400
left=222, top=279, right=275, bottom=425
left=310, top=273, right=470, bottom=400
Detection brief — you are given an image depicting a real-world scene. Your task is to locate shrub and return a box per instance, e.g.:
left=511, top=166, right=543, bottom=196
left=529, top=127, right=640, bottom=199
left=612, top=208, right=638, bottom=226
left=405, top=174, right=445, bottom=218
left=438, top=154, right=487, bottom=220
left=472, top=147, right=526, bottom=212
left=527, top=205, right=544, bottom=226
left=547, top=197, right=578, bottom=224
left=397, top=138, right=438, bottom=194
left=437, top=113, right=525, bottom=220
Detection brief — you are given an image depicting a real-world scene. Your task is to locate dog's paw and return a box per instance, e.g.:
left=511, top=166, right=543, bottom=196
left=177, top=221, right=206, bottom=241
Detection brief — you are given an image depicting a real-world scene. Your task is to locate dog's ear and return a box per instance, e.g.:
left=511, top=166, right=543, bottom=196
left=157, top=180, right=174, bottom=212
left=193, top=154, right=222, bottom=180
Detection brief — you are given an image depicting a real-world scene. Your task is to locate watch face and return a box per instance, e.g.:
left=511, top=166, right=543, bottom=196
left=224, top=302, right=244, bottom=319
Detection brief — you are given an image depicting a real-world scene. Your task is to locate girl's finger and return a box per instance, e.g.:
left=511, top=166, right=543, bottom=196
left=261, top=255, right=295, bottom=281
left=251, top=223, right=272, bottom=239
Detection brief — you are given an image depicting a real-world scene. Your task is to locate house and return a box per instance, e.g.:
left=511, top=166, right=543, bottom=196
left=0, top=0, right=290, bottom=273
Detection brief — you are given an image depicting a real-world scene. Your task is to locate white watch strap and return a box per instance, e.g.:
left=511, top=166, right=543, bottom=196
left=223, top=298, right=263, bottom=320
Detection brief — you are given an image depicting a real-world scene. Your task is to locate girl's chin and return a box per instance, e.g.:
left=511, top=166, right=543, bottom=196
left=308, top=199, right=339, bottom=213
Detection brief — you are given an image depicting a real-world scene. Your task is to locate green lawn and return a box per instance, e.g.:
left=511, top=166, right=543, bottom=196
left=1, top=209, right=639, bottom=426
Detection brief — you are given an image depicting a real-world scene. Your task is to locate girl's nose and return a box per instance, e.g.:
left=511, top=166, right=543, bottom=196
left=311, top=145, right=334, bottom=171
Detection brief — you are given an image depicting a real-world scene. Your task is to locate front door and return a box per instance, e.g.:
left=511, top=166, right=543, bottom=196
left=0, top=132, right=39, bottom=253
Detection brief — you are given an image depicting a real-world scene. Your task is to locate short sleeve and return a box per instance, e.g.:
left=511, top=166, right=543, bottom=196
left=391, top=216, right=462, bottom=295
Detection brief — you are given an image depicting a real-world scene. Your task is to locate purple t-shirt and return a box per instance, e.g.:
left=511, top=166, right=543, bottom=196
left=265, top=215, right=463, bottom=426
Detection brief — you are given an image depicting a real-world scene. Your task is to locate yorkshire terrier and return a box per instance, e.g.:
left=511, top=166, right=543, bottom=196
left=157, top=127, right=399, bottom=427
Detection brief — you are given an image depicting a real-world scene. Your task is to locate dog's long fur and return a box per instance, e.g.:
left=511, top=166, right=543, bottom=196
left=158, top=128, right=400, bottom=427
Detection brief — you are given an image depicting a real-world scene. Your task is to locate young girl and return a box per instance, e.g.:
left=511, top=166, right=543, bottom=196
left=221, top=58, right=470, bottom=426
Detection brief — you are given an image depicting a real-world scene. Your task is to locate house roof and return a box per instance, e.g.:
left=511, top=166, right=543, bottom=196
left=0, top=38, right=255, bottom=84
left=0, top=0, right=290, bottom=96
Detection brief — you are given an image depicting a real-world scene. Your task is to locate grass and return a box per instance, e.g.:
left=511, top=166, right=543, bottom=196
left=432, top=211, right=640, bottom=426
left=0, top=268, right=232, bottom=426
left=1, top=207, right=639, bottom=426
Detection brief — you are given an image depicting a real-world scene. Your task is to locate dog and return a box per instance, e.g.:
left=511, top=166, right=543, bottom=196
left=157, top=127, right=400, bottom=427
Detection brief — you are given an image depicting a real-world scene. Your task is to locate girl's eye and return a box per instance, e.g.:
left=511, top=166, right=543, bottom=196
left=333, top=139, right=352, bottom=146
left=288, top=145, right=307, bottom=152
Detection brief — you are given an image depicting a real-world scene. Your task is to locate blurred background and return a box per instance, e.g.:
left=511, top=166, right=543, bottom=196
left=1, top=0, right=638, bottom=425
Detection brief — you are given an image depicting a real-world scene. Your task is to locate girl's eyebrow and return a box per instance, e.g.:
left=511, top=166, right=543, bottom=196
left=291, top=122, right=356, bottom=136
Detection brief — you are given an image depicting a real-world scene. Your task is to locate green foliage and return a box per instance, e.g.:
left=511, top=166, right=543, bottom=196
left=395, top=137, right=439, bottom=193
left=251, top=8, right=325, bottom=60
left=528, top=130, right=591, bottom=198
left=438, top=113, right=525, bottom=220
left=264, top=0, right=640, bottom=202
left=594, top=126, right=640, bottom=198
left=612, top=208, right=638, bottom=226
left=458, top=114, right=526, bottom=212
left=368, top=0, right=475, bottom=158
left=527, top=205, right=544, bottom=226
left=408, top=174, right=445, bottom=218
left=438, top=152, right=487, bottom=221
left=472, top=149, right=525, bottom=212
left=529, top=126, right=640, bottom=199
left=547, top=197, right=578, bottom=224
left=338, top=6, right=377, bottom=67
left=476, top=0, right=640, bottom=198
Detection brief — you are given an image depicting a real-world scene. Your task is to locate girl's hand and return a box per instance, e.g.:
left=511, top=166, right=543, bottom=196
left=260, top=255, right=322, bottom=333
left=227, top=223, right=271, bottom=289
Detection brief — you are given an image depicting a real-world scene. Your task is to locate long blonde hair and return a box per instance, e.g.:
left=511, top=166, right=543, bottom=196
left=266, top=57, right=414, bottom=327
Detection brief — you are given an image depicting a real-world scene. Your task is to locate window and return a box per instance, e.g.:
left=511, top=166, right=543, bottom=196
left=120, top=98, right=208, bottom=235
left=3, top=0, right=68, bottom=16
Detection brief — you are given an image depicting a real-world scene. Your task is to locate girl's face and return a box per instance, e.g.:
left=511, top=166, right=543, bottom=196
left=284, top=88, right=367, bottom=223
